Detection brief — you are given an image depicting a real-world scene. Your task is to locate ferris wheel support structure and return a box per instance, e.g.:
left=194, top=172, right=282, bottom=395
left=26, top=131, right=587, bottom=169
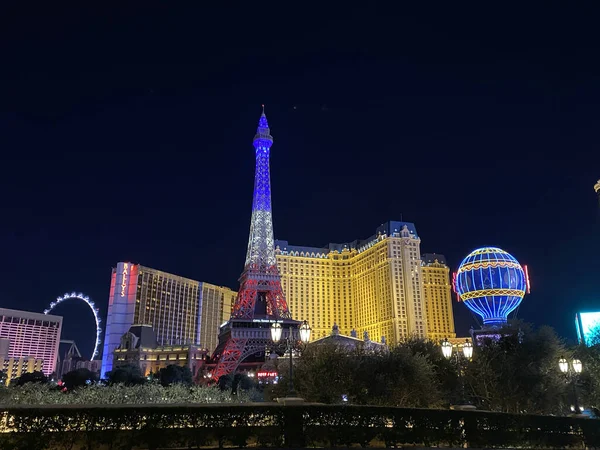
left=44, top=292, right=102, bottom=361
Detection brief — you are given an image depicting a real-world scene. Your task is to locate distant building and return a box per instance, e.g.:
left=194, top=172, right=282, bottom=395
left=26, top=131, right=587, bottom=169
left=2, top=357, right=44, bottom=385
left=276, top=221, right=448, bottom=345
left=56, top=340, right=82, bottom=379
left=0, top=338, right=9, bottom=358
left=55, top=340, right=101, bottom=379
left=101, top=262, right=235, bottom=377
left=421, top=254, right=456, bottom=342
left=0, top=308, right=62, bottom=375
left=113, top=325, right=208, bottom=378
left=307, top=324, right=388, bottom=352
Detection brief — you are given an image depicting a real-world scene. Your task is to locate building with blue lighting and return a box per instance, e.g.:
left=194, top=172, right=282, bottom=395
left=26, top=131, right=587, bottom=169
left=100, top=262, right=235, bottom=378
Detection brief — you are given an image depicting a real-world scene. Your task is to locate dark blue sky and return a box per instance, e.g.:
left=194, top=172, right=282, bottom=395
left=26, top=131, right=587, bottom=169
left=1, top=3, right=599, bottom=357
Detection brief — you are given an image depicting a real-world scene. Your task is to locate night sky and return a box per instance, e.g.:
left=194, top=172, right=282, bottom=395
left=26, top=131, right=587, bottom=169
left=1, top=4, right=599, bottom=359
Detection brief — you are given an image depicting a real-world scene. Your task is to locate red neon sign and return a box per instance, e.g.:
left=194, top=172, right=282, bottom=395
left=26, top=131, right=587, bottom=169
left=121, top=263, right=129, bottom=297
left=257, top=371, right=278, bottom=378
left=452, top=272, right=461, bottom=301
left=523, top=265, right=531, bottom=294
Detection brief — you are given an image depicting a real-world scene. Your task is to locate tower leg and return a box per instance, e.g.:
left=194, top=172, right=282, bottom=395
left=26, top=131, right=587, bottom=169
left=212, top=338, right=248, bottom=380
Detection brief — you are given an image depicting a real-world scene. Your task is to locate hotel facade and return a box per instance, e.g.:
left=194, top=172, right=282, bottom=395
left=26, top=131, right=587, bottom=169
left=275, top=221, right=455, bottom=346
left=421, top=253, right=456, bottom=342
left=101, top=263, right=235, bottom=377
left=0, top=308, right=62, bottom=375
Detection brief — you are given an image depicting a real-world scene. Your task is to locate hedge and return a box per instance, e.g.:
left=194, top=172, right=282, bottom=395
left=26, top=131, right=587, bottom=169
left=0, top=403, right=597, bottom=449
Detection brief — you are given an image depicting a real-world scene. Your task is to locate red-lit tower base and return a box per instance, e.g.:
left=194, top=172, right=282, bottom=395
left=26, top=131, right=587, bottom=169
left=211, top=264, right=298, bottom=380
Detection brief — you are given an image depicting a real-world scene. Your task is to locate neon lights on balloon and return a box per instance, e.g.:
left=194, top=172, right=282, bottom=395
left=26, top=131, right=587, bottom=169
left=455, top=247, right=526, bottom=327
left=523, top=264, right=531, bottom=294
left=452, top=271, right=461, bottom=301
left=44, top=292, right=102, bottom=360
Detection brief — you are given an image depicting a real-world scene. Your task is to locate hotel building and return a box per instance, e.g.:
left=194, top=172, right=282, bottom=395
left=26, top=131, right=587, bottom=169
left=113, top=325, right=208, bottom=378
left=421, top=254, right=456, bottom=341
left=0, top=308, right=62, bottom=375
left=275, top=221, right=455, bottom=346
left=101, top=263, right=235, bottom=377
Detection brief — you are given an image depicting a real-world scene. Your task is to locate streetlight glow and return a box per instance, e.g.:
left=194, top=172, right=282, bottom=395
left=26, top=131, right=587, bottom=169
left=299, top=320, right=311, bottom=343
left=441, top=338, right=453, bottom=359
left=558, top=358, right=569, bottom=374
left=270, top=322, right=283, bottom=343
left=572, top=359, right=583, bottom=374
left=462, top=339, right=473, bottom=360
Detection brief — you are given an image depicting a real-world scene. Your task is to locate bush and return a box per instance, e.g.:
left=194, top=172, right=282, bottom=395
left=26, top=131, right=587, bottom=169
left=14, top=371, right=47, bottom=386
left=158, top=364, right=192, bottom=386
left=0, top=383, right=249, bottom=406
left=62, top=368, right=98, bottom=390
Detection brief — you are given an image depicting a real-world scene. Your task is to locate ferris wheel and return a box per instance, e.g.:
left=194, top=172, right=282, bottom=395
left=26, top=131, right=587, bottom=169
left=44, top=292, right=102, bottom=361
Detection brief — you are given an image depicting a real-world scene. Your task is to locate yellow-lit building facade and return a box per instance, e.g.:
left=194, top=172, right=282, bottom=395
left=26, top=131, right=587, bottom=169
left=421, top=254, right=456, bottom=342
left=2, top=357, right=44, bottom=385
left=102, top=262, right=235, bottom=378
left=275, top=221, right=437, bottom=346
left=113, top=325, right=209, bottom=378
left=131, top=268, right=234, bottom=349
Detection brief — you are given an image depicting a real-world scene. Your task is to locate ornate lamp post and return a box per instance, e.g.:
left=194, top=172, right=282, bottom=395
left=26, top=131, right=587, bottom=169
left=559, top=357, right=585, bottom=417
left=271, top=320, right=311, bottom=399
left=442, top=338, right=475, bottom=410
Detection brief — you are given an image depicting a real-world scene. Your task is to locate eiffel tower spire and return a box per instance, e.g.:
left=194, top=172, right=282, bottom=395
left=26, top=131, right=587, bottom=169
left=245, top=107, right=276, bottom=270
left=231, top=107, right=291, bottom=320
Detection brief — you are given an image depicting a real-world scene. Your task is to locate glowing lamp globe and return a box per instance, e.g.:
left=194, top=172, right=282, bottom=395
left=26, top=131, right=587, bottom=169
left=455, top=247, right=526, bottom=327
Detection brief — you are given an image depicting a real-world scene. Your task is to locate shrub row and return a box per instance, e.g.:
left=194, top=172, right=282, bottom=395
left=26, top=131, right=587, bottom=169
left=0, top=403, right=597, bottom=449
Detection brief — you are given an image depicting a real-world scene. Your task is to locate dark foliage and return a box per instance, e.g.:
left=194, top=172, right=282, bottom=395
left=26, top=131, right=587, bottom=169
left=61, top=368, right=98, bottom=390
left=105, top=364, right=146, bottom=386
left=14, top=371, right=47, bottom=386
left=158, top=364, right=192, bottom=387
left=465, top=323, right=567, bottom=414
left=269, top=343, right=442, bottom=406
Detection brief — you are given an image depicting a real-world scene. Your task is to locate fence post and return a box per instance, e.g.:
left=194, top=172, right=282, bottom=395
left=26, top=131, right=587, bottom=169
left=282, top=405, right=305, bottom=448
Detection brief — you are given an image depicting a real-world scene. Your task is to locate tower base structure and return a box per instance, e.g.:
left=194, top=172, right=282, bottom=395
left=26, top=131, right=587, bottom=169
left=211, top=318, right=301, bottom=380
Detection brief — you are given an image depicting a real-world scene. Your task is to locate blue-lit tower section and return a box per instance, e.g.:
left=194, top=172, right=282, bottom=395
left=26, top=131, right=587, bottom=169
left=455, top=247, right=526, bottom=327
left=100, top=262, right=138, bottom=378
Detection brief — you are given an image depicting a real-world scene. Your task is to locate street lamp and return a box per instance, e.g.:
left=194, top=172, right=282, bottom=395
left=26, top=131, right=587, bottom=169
left=299, top=320, right=312, bottom=344
left=442, top=338, right=475, bottom=410
left=559, top=357, right=585, bottom=417
left=441, top=339, right=453, bottom=359
left=270, top=320, right=311, bottom=399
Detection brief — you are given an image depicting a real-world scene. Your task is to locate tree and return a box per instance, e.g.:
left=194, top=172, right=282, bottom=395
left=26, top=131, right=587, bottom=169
left=15, top=371, right=47, bottom=386
left=352, top=345, right=442, bottom=407
left=573, top=343, right=600, bottom=413
left=105, top=364, right=146, bottom=386
left=401, top=337, right=459, bottom=403
left=62, top=368, right=98, bottom=390
left=158, top=365, right=192, bottom=386
left=273, top=343, right=442, bottom=407
left=464, top=323, right=567, bottom=414
left=217, top=373, right=233, bottom=391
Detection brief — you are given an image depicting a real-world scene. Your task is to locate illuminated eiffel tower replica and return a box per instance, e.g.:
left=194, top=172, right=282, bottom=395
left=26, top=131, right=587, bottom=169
left=211, top=107, right=300, bottom=380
